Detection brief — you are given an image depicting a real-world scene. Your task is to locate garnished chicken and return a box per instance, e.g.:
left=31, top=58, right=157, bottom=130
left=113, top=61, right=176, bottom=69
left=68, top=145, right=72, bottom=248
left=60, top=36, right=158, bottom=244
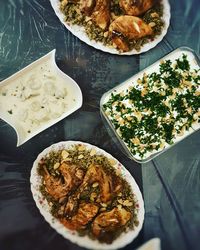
left=91, top=0, right=111, bottom=30
left=109, top=15, right=153, bottom=52
left=59, top=193, right=80, bottom=216
left=39, top=145, right=139, bottom=244
left=43, top=166, right=69, bottom=200
left=80, top=0, right=96, bottom=16
left=42, top=162, right=84, bottom=200
left=111, top=33, right=130, bottom=52
left=119, top=0, right=158, bottom=16
left=92, top=206, right=131, bottom=243
left=58, top=163, right=114, bottom=216
left=61, top=202, right=99, bottom=230
left=60, top=0, right=164, bottom=52
left=79, top=164, right=113, bottom=203
left=59, top=162, right=85, bottom=190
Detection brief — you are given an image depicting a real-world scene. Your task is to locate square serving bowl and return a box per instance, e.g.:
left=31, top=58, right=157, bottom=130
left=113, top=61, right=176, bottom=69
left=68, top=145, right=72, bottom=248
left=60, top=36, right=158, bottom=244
left=100, top=47, right=200, bottom=163
left=0, top=50, right=83, bottom=146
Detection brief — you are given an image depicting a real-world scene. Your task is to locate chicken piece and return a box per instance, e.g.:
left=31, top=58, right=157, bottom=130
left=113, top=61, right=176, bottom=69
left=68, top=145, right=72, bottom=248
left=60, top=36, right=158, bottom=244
left=60, top=202, right=99, bottom=230
left=119, top=0, right=158, bottom=16
left=80, top=0, right=96, bottom=15
left=109, top=15, right=153, bottom=52
left=111, top=32, right=130, bottom=52
left=59, top=163, right=112, bottom=216
left=80, top=164, right=113, bottom=203
left=59, top=162, right=85, bottom=191
left=91, top=0, right=111, bottom=30
left=43, top=166, right=69, bottom=200
left=42, top=163, right=84, bottom=200
left=57, top=193, right=80, bottom=217
left=92, top=206, right=131, bottom=243
left=109, top=15, right=153, bottom=39
left=63, top=194, right=80, bottom=216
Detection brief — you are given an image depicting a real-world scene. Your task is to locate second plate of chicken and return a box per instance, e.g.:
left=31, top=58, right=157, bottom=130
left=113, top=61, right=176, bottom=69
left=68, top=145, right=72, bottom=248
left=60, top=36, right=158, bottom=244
left=50, top=0, right=170, bottom=54
left=30, top=141, right=144, bottom=249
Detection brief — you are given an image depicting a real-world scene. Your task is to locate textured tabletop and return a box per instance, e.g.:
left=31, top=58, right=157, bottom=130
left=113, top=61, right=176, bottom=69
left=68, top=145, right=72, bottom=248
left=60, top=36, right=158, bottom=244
left=0, top=0, right=199, bottom=250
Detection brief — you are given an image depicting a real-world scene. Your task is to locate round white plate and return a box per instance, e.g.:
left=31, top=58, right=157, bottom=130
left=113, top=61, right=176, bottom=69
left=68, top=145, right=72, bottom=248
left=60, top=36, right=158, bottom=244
left=30, top=141, right=144, bottom=249
left=50, top=0, right=170, bottom=55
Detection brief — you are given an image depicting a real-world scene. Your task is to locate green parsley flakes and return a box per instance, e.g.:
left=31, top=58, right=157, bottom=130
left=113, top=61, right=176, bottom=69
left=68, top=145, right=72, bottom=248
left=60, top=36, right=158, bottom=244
left=103, top=53, right=200, bottom=160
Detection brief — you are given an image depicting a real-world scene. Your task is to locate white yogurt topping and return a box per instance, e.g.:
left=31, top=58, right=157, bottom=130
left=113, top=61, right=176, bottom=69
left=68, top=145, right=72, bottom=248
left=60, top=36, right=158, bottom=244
left=0, top=58, right=77, bottom=138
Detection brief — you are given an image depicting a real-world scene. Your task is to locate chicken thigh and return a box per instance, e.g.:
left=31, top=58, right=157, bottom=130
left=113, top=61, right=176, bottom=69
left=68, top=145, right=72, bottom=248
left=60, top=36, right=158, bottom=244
left=109, top=15, right=153, bottom=51
left=119, top=0, right=158, bottom=16
left=91, top=0, right=111, bottom=30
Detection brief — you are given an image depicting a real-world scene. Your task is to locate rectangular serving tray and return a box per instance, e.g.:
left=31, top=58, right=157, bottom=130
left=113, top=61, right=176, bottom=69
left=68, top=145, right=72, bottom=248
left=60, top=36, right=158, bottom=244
left=100, top=47, right=200, bottom=163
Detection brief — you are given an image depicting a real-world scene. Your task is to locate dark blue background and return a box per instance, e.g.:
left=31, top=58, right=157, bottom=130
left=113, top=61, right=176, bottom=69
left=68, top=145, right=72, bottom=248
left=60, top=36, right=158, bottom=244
left=0, top=0, right=199, bottom=249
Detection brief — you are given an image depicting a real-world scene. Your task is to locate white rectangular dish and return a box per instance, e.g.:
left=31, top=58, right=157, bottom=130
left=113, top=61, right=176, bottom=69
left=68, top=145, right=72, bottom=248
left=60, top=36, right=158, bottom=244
left=100, top=47, right=200, bottom=163
left=0, top=50, right=83, bottom=146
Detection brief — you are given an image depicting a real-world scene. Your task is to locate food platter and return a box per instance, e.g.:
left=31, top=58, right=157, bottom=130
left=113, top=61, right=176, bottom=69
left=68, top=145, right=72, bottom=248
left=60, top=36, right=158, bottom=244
left=100, top=47, right=200, bottom=162
left=50, top=0, right=171, bottom=55
left=0, top=50, right=83, bottom=146
left=30, top=141, right=144, bottom=250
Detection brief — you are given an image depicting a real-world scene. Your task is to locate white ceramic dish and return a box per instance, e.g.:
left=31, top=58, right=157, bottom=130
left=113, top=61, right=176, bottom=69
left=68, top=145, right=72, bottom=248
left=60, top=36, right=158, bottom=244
left=30, top=141, right=144, bottom=250
left=100, top=47, right=200, bottom=163
left=0, top=50, right=83, bottom=146
left=50, top=0, right=171, bottom=55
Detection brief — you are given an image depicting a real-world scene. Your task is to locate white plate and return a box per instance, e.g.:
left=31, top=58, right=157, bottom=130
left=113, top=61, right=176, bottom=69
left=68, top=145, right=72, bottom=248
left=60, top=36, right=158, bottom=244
left=50, top=0, right=171, bottom=55
left=0, top=50, right=83, bottom=146
left=30, top=141, right=144, bottom=250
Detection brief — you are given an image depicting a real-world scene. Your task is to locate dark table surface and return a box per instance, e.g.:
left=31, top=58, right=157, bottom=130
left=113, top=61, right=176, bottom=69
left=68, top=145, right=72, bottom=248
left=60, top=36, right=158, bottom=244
left=0, top=0, right=199, bottom=250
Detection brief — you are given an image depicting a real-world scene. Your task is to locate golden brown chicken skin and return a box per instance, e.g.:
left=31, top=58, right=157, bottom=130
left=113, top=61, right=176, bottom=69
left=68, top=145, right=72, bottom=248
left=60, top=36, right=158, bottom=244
left=42, top=162, right=84, bottom=200
left=109, top=15, right=153, bottom=52
left=119, top=0, right=158, bottom=16
left=43, top=166, right=69, bottom=200
left=80, top=0, right=96, bottom=16
left=58, top=163, right=114, bottom=217
left=92, top=206, right=131, bottom=243
left=60, top=202, right=99, bottom=230
left=91, top=0, right=111, bottom=30
left=111, top=33, right=130, bottom=52
left=79, top=164, right=113, bottom=203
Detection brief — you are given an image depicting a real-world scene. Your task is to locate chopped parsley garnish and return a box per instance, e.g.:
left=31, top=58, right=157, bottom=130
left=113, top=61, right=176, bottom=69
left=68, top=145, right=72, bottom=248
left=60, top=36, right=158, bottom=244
left=103, top=54, right=200, bottom=159
left=176, top=54, right=190, bottom=71
left=7, top=110, right=13, bottom=114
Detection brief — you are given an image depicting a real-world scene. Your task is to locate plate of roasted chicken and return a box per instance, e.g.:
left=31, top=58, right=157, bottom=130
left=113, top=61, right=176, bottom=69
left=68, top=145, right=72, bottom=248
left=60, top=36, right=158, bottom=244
left=30, top=141, right=144, bottom=249
left=50, top=0, right=170, bottom=54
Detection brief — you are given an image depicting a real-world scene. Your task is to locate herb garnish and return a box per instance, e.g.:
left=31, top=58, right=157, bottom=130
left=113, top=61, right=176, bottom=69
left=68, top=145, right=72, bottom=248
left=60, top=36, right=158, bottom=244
left=7, top=110, right=13, bottom=114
